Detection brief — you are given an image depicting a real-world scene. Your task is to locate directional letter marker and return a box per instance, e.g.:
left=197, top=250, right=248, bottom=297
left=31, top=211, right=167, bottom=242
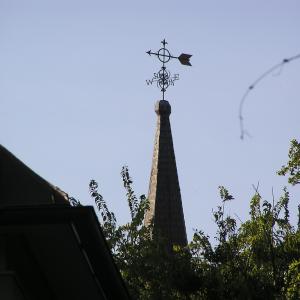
left=146, top=39, right=192, bottom=100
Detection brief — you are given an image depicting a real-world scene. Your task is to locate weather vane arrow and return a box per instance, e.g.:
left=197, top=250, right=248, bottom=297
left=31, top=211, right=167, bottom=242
left=178, top=53, right=192, bottom=66
left=146, top=39, right=192, bottom=100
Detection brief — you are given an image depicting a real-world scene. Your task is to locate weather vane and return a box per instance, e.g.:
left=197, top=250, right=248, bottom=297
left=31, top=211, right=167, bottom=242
left=146, top=39, right=192, bottom=100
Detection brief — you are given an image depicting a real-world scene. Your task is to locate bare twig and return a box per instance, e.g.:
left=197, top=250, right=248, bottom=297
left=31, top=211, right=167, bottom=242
left=234, top=213, right=243, bottom=224
left=239, top=53, right=300, bottom=140
left=271, top=187, right=275, bottom=211
left=252, top=181, right=260, bottom=195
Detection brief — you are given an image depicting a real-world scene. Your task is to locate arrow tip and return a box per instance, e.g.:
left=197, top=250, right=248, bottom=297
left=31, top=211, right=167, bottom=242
left=146, top=50, right=151, bottom=55
left=178, top=53, right=192, bottom=66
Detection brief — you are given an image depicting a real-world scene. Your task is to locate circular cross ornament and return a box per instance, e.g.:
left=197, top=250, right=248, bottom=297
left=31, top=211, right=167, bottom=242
left=157, top=48, right=171, bottom=63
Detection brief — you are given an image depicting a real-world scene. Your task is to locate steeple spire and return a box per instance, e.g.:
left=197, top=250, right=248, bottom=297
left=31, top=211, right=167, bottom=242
left=145, top=100, right=187, bottom=250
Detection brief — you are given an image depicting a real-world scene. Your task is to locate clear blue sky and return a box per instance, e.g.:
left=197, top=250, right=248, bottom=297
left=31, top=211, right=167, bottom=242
left=1, top=0, right=300, bottom=240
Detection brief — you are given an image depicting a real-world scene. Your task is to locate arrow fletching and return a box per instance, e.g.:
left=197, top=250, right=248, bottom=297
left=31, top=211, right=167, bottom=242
left=178, top=53, right=192, bottom=66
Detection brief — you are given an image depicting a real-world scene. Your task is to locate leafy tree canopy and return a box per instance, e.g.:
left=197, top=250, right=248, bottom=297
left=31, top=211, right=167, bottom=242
left=84, top=141, right=300, bottom=299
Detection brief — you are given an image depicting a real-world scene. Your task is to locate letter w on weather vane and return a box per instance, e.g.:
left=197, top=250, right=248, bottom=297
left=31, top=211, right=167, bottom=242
left=146, top=39, right=192, bottom=100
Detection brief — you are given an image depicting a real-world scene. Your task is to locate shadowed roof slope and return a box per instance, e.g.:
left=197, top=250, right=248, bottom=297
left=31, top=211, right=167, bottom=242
left=0, top=144, right=69, bottom=207
left=0, top=145, right=131, bottom=299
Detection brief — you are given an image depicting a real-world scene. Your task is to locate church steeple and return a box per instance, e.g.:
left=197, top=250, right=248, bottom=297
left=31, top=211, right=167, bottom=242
left=145, top=100, right=187, bottom=250
left=144, top=40, right=191, bottom=250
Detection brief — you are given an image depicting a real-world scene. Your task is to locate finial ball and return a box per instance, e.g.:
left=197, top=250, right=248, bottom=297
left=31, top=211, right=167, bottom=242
left=155, top=100, right=171, bottom=116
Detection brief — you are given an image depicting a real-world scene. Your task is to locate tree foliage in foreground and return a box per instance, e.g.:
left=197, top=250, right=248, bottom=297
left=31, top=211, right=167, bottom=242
left=89, top=140, right=300, bottom=299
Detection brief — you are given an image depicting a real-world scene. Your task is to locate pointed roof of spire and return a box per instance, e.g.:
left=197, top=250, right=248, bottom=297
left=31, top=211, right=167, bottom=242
left=145, top=100, right=187, bottom=250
